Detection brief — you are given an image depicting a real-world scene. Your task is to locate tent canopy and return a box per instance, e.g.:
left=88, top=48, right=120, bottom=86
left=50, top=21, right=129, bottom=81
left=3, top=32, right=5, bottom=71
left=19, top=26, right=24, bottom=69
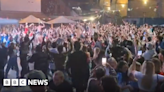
left=47, top=16, right=75, bottom=24
left=0, top=18, right=19, bottom=24
left=19, top=15, right=45, bottom=23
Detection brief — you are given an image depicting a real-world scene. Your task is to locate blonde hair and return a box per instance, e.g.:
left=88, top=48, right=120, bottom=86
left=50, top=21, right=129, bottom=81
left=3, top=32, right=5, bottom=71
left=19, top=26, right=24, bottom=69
left=152, top=58, right=161, bottom=74
left=125, top=48, right=133, bottom=59
left=141, top=62, right=155, bottom=90
left=108, top=57, right=117, bottom=69
left=108, top=57, right=117, bottom=63
left=94, top=47, right=100, bottom=55
left=93, top=47, right=100, bottom=58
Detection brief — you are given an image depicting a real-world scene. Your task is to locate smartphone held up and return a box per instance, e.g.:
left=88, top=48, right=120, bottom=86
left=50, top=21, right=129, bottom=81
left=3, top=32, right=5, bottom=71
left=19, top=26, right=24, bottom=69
left=102, top=58, right=107, bottom=66
left=137, top=51, right=142, bottom=56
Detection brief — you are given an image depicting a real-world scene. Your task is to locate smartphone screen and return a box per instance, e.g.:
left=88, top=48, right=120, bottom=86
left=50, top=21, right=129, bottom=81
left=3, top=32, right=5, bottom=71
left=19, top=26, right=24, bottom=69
left=102, top=58, right=107, bottom=66
left=132, top=34, right=135, bottom=38
left=109, top=37, right=112, bottom=44
left=44, top=38, right=47, bottom=42
left=138, top=51, right=142, bottom=56
left=144, top=32, right=146, bottom=35
left=143, top=37, right=146, bottom=40
left=71, top=34, right=74, bottom=39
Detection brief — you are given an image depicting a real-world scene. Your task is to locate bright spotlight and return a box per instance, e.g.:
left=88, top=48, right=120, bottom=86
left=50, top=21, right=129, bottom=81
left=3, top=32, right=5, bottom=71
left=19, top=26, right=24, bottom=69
left=90, top=17, right=95, bottom=21
left=121, top=4, right=125, bottom=8
left=83, top=19, right=87, bottom=22
left=107, top=7, right=111, bottom=10
left=144, top=0, right=147, bottom=5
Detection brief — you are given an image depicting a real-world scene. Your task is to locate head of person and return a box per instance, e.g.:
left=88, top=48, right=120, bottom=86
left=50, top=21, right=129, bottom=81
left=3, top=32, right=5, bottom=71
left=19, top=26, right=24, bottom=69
left=1, top=43, right=6, bottom=48
left=52, top=42, right=57, bottom=48
left=117, top=61, right=128, bottom=73
left=35, top=45, right=42, bottom=53
left=108, top=57, right=117, bottom=69
left=101, top=76, right=121, bottom=92
left=27, top=70, right=47, bottom=92
left=74, top=41, right=81, bottom=51
left=82, top=45, right=88, bottom=52
left=95, top=67, right=105, bottom=80
left=147, top=37, right=152, bottom=42
left=57, top=45, right=63, bottom=53
left=158, top=50, right=164, bottom=62
left=53, top=71, right=64, bottom=86
left=146, top=43, right=153, bottom=50
left=141, top=62, right=155, bottom=90
left=94, top=47, right=100, bottom=55
left=152, top=58, right=161, bottom=74
left=24, top=36, right=29, bottom=42
left=9, top=43, right=15, bottom=49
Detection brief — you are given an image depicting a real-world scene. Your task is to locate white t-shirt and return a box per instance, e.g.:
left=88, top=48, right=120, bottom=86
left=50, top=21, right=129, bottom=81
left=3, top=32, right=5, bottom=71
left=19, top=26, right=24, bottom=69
left=134, top=71, right=164, bottom=92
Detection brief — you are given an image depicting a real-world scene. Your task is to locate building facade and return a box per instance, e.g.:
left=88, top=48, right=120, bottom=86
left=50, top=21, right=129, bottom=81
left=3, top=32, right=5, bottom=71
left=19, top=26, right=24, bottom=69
left=100, top=0, right=164, bottom=18
left=0, top=0, right=41, bottom=12
left=41, top=0, right=72, bottom=16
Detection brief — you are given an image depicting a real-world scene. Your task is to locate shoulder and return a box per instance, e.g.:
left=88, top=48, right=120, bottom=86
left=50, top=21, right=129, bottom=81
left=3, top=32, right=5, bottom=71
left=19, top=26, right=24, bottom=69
left=47, top=89, right=56, bottom=92
left=156, top=74, right=164, bottom=81
left=133, top=71, right=143, bottom=79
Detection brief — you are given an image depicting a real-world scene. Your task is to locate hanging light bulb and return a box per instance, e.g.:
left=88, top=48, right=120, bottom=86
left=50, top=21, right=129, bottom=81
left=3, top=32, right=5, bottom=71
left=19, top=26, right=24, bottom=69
left=121, top=4, right=125, bottom=8
left=144, top=0, right=148, bottom=5
left=154, top=8, right=157, bottom=11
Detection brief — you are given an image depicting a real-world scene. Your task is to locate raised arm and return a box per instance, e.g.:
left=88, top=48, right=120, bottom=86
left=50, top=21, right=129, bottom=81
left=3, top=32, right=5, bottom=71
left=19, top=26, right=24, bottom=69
left=128, top=57, right=137, bottom=75
left=28, top=34, right=35, bottom=45
left=41, top=23, right=45, bottom=28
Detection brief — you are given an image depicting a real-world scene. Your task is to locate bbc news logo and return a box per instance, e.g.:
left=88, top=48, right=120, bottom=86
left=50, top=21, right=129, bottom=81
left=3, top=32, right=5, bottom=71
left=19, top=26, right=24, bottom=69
left=3, top=79, right=48, bottom=86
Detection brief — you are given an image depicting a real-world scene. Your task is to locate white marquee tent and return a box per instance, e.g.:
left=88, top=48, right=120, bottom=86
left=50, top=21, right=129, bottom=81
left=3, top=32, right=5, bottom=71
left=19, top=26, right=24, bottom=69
left=19, top=15, right=45, bottom=23
left=47, top=16, right=75, bottom=24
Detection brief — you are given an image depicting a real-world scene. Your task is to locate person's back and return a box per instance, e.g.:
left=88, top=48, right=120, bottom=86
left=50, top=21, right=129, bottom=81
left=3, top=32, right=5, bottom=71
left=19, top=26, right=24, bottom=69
left=101, top=76, right=121, bottom=92
left=68, top=50, right=89, bottom=77
left=28, top=50, right=50, bottom=77
left=66, top=41, right=89, bottom=92
left=29, top=52, right=49, bottom=70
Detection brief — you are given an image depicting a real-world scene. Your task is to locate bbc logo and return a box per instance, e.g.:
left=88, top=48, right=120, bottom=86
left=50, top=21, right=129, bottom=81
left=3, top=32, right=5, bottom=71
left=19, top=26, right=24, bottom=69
left=3, top=79, right=27, bottom=86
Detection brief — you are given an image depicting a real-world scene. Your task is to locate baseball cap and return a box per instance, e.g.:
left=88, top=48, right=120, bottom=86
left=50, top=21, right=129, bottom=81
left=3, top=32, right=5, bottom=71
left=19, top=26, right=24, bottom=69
left=27, top=70, right=46, bottom=80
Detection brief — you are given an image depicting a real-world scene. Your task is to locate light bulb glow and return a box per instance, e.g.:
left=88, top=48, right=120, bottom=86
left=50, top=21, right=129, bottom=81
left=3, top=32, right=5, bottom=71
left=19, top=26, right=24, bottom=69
left=144, top=0, right=148, bottom=5
left=107, top=7, right=111, bottom=10
left=121, top=4, right=125, bottom=8
left=83, top=19, right=87, bottom=22
left=90, top=17, right=95, bottom=21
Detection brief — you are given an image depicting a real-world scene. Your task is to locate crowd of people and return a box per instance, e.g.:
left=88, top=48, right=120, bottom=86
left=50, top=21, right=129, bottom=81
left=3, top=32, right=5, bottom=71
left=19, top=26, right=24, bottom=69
left=0, top=21, right=164, bottom=92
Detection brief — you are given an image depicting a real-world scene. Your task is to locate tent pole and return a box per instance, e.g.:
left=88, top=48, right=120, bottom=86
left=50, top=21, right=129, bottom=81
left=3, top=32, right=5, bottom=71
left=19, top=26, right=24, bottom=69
left=51, top=24, right=53, bottom=28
